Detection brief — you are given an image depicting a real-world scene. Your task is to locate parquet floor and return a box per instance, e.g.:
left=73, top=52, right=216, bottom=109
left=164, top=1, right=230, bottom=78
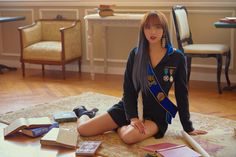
left=0, top=69, right=236, bottom=120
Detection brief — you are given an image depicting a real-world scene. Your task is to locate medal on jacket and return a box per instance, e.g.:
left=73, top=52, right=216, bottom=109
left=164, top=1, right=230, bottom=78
left=169, top=68, right=174, bottom=83
left=163, top=68, right=169, bottom=82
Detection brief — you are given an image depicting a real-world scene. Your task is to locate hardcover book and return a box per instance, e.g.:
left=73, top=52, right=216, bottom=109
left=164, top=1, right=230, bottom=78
left=53, top=111, right=77, bottom=123
left=141, top=142, right=201, bottom=157
left=158, top=145, right=201, bottom=157
left=40, top=128, right=78, bottom=149
left=99, top=4, right=116, bottom=9
left=21, top=122, right=59, bottom=137
left=97, top=4, right=115, bottom=17
left=141, top=142, right=179, bottom=152
left=76, top=141, right=102, bottom=156
left=99, top=10, right=114, bottom=17
left=4, top=117, right=52, bottom=137
left=219, top=17, right=236, bottom=23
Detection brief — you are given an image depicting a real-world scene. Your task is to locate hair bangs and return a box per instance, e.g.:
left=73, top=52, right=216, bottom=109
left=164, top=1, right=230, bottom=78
left=142, top=12, right=164, bottom=29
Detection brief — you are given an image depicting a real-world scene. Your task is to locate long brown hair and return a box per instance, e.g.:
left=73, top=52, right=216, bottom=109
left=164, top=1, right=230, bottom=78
left=132, top=11, right=172, bottom=93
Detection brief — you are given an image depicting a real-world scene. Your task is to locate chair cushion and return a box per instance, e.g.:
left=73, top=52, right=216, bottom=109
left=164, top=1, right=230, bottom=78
left=23, top=41, right=62, bottom=61
left=174, top=9, right=190, bottom=40
left=183, top=44, right=230, bottom=54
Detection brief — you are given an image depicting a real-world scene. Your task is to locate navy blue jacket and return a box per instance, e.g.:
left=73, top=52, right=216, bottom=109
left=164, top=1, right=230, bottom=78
left=122, top=46, right=194, bottom=138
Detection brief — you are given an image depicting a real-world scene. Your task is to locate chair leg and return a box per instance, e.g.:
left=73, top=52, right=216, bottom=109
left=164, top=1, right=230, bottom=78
left=216, top=55, right=223, bottom=94
left=42, top=64, right=45, bottom=77
left=62, top=65, right=66, bottom=79
left=225, top=51, right=231, bottom=87
left=186, top=56, right=192, bottom=83
left=21, top=62, right=25, bottom=77
left=78, top=58, right=81, bottom=74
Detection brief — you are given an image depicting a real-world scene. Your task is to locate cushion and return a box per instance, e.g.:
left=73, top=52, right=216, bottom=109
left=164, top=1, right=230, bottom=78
left=175, top=9, right=190, bottom=40
left=183, top=44, right=230, bottom=54
left=23, top=41, right=62, bottom=61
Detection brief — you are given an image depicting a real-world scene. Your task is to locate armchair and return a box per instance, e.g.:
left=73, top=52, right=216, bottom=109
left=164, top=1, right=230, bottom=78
left=18, top=19, right=82, bottom=79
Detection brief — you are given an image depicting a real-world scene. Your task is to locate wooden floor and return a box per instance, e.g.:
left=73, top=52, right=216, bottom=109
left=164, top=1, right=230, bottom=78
left=0, top=69, right=236, bottom=121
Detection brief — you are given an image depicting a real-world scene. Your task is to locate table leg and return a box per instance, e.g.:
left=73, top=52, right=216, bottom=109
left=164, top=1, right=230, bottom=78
left=101, top=27, right=108, bottom=74
left=223, top=29, right=235, bottom=92
left=87, top=21, right=95, bottom=80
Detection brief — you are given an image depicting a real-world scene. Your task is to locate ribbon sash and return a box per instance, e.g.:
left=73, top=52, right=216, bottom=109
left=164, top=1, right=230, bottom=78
left=147, top=63, right=178, bottom=124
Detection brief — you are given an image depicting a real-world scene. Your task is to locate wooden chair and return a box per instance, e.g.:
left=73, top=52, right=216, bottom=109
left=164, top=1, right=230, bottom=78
left=18, top=19, right=82, bottom=79
left=172, top=5, right=231, bottom=94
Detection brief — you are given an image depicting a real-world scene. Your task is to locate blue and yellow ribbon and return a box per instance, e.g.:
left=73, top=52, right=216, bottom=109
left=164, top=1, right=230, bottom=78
left=147, top=63, right=178, bottom=124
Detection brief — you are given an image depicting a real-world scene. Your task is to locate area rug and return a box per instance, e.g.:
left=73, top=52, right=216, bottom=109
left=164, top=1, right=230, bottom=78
left=0, top=92, right=235, bottom=157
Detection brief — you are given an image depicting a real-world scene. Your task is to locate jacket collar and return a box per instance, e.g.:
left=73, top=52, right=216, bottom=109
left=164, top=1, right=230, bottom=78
left=166, top=44, right=175, bottom=56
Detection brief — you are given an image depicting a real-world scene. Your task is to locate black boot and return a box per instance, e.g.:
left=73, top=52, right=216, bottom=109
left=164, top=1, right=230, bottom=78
left=73, top=106, right=98, bottom=118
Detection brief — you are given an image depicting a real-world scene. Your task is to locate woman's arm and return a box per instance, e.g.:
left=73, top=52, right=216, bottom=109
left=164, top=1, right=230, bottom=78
left=174, top=53, right=194, bottom=132
left=174, top=53, right=207, bottom=135
left=123, top=48, right=139, bottom=120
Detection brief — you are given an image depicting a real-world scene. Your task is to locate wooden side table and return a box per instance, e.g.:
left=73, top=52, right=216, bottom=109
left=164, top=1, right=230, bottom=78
left=214, top=21, right=236, bottom=91
left=84, top=13, right=144, bottom=80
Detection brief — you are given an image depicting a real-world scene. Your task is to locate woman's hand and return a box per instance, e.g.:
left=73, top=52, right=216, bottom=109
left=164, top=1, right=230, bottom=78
left=130, top=118, right=146, bottom=134
left=188, top=129, right=208, bottom=135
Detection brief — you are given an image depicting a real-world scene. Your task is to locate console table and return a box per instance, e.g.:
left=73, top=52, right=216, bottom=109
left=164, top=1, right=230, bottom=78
left=214, top=21, right=236, bottom=91
left=214, top=21, right=236, bottom=28
left=0, top=16, right=25, bottom=74
left=84, top=13, right=144, bottom=80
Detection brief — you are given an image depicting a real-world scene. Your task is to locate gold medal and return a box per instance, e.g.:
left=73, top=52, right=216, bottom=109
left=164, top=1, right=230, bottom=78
left=169, top=68, right=174, bottom=82
left=157, top=92, right=165, bottom=102
left=169, top=76, right=173, bottom=82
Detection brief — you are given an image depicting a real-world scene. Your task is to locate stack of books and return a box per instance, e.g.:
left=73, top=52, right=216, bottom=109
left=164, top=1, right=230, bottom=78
left=97, top=4, right=116, bottom=17
left=40, top=128, right=78, bottom=149
left=219, top=17, right=236, bottom=23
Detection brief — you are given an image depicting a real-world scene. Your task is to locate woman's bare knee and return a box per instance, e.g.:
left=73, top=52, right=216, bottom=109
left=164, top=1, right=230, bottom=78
left=118, top=126, right=142, bottom=144
left=77, top=122, right=90, bottom=136
left=118, top=120, right=158, bottom=144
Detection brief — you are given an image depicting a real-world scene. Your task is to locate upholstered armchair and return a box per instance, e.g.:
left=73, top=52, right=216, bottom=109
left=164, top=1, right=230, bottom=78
left=18, top=19, right=82, bottom=79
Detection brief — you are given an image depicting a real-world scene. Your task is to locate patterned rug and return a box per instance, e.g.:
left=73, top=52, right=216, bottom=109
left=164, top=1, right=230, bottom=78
left=0, top=92, right=235, bottom=157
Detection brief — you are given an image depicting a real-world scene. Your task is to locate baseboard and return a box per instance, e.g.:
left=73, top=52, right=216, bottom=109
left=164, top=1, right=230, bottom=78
left=1, top=60, right=236, bottom=83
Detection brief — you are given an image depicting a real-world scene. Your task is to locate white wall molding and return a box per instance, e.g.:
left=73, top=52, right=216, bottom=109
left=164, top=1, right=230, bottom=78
left=0, top=8, right=34, bottom=57
left=0, top=8, right=34, bottom=21
left=0, top=1, right=236, bottom=8
left=39, top=8, right=79, bottom=19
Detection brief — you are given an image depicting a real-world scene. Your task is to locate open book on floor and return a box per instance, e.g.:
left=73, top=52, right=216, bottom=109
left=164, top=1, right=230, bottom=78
left=40, top=128, right=78, bottom=149
left=21, top=122, right=59, bottom=137
left=4, top=117, right=52, bottom=137
left=141, top=142, right=201, bottom=157
left=76, top=141, right=102, bottom=156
